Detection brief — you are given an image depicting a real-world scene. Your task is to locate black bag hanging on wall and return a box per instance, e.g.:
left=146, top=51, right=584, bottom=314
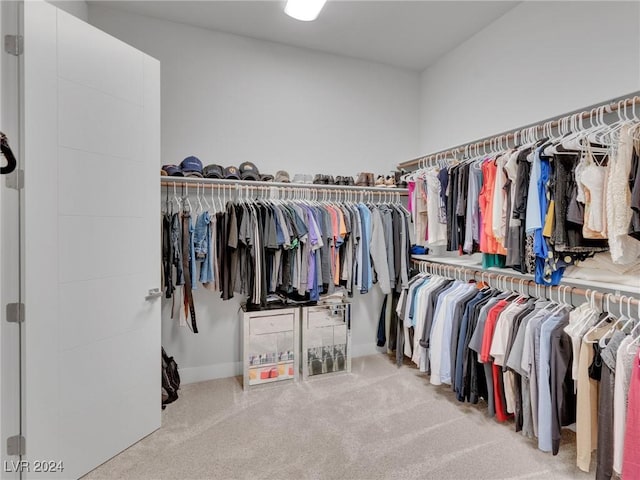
left=0, top=132, right=17, bottom=175
left=162, top=347, right=180, bottom=409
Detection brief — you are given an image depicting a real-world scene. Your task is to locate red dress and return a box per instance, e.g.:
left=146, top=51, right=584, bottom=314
left=480, top=300, right=513, bottom=423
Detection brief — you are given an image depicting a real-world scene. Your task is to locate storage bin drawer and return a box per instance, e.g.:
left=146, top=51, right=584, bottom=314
left=307, top=308, right=346, bottom=328
left=249, top=313, right=294, bottom=335
left=300, top=303, right=351, bottom=380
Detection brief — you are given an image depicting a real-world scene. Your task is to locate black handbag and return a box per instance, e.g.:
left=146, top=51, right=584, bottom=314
left=0, top=132, right=16, bottom=175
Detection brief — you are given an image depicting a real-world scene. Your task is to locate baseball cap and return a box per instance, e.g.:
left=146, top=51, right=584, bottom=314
left=203, top=164, right=224, bottom=179
left=239, top=161, right=260, bottom=181
left=261, top=174, right=274, bottom=182
left=275, top=170, right=290, bottom=183
left=162, top=164, right=183, bottom=176
left=224, top=166, right=241, bottom=180
left=180, top=156, right=203, bottom=175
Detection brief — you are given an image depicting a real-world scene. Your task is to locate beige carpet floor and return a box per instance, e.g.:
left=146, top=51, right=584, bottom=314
left=84, top=354, right=594, bottom=480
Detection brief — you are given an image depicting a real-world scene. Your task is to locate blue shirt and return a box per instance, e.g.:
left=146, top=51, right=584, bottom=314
left=439, top=283, right=476, bottom=385
left=525, top=147, right=543, bottom=234
left=537, top=310, right=569, bottom=452
left=357, top=204, right=372, bottom=293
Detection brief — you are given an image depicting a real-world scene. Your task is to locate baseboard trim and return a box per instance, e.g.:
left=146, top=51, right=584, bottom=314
left=180, top=362, right=243, bottom=385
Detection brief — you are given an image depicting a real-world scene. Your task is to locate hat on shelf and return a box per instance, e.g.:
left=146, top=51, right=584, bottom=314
left=203, top=164, right=224, bottom=179
left=224, top=166, right=241, bottom=180
left=180, top=156, right=203, bottom=177
left=275, top=170, right=290, bottom=183
left=162, top=164, right=184, bottom=176
left=239, top=161, right=260, bottom=181
left=261, top=174, right=274, bottom=182
left=160, top=169, right=168, bottom=176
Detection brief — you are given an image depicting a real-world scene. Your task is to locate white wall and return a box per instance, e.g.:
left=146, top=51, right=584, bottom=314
left=88, top=4, right=420, bottom=383
left=47, top=1, right=88, bottom=21
left=419, top=1, right=640, bottom=154
left=89, top=4, right=419, bottom=176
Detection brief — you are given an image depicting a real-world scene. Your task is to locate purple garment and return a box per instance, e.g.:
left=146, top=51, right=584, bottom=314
left=305, top=207, right=322, bottom=295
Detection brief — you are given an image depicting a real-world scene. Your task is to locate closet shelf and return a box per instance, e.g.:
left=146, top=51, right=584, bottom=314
left=412, top=255, right=640, bottom=297
left=161, top=176, right=409, bottom=195
left=399, top=92, right=640, bottom=170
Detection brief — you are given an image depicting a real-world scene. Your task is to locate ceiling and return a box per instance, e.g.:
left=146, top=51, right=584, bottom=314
left=90, top=1, right=519, bottom=71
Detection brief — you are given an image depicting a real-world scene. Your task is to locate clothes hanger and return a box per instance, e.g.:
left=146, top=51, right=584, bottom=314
left=394, top=190, right=410, bottom=216
left=625, top=299, right=640, bottom=354
left=511, top=277, right=530, bottom=303
left=503, top=276, right=521, bottom=302
left=194, top=183, right=203, bottom=214
left=556, top=285, right=573, bottom=312
left=548, top=285, right=565, bottom=310
left=210, top=184, right=217, bottom=213
left=183, top=184, right=193, bottom=214
left=617, top=295, right=635, bottom=334
left=201, top=183, right=212, bottom=212
left=584, top=293, right=617, bottom=343
left=547, top=286, right=566, bottom=315
left=518, top=278, right=528, bottom=299
left=163, top=184, right=170, bottom=215
left=558, top=285, right=569, bottom=308
left=599, top=294, right=629, bottom=347
left=585, top=105, right=611, bottom=146
left=601, top=99, right=634, bottom=144
left=567, top=285, right=576, bottom=308
left=625, top=97, right=640, bottom=141
left=542, top=121, right=559, bottom=155
left=538, top=285, right=562, bottom=315
left=172, top=182, right=181, bottom=213
left=599, top=100, right=626, bottom=141
left=560, top=113, right=588, bottom=151
left=565, top=288, right=592, bottom=336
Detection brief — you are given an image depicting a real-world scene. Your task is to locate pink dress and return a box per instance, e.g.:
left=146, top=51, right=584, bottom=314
left=622, top=347, right=640, bottom=478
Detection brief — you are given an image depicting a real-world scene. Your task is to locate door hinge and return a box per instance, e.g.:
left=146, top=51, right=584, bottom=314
left=6, top=303, right=24, bottom=324
left=4, top=35, right=23, bottom=56
left=6, top=435, right=25, bottom=456
left=5, top=168, right=23, bottom=190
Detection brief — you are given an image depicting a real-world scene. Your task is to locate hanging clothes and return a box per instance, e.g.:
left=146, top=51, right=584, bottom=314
left=392, top=264, right=640, bottom=478
left=161, top=195, right=411, bottom=312
left=406, top=121, right=640, bottom=285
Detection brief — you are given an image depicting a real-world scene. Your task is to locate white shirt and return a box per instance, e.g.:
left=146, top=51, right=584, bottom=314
left=429, top=282, right=471, bottom=385
left=425, top=168, right=447, bottom=247
left=613, top=336, right=637, bottom=474
left=606, top=125, right=640, bottom=264
left=492, top=152, right=510, bottom=243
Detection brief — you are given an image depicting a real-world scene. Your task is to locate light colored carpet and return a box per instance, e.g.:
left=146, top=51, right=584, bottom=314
left=84, top=354, right=594, bottom=480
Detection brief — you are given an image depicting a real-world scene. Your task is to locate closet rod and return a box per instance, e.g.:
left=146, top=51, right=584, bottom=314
left=399, top=91, right=640, bottom=170
left=412, top=259, right=640, bottom=310
left=161, top=176, right=409, bottom=194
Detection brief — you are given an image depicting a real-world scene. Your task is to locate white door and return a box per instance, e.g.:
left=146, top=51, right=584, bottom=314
left=23, top=2, right=161, bottom=478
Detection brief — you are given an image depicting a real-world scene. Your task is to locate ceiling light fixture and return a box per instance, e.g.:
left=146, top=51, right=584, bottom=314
left=284, top=0, right=327, bottom=22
